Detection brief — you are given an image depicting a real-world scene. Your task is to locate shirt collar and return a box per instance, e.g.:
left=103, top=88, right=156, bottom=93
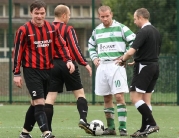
left=141, top=22, right=151, bottom=28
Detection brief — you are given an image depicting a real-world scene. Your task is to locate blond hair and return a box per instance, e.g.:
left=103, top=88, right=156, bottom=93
left=54, top=5, right=69, bottom=17
left=98, top=5, right=111, bottom=14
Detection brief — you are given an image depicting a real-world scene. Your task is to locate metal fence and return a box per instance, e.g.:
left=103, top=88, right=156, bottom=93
left=0, top=56, right=177, bottom=105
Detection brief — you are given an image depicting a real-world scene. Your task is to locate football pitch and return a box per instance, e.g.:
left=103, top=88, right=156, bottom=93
left=0, top=104, right=178, bottom=138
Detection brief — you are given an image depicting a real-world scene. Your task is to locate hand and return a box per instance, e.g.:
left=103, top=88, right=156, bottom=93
left=66, top=61, right=75, bottom=74
left=115, top=59, right=126, bottom=67
left=13, top=76, right=22, bottom=88
left=93, top=58, right=100, bottom=67
left=85, top=64, right=92, bottom=77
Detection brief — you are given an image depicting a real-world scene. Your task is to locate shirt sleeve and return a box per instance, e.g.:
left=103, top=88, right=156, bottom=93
left=131, top=29, right=146, bottom=50
left=66, top=27, right=88, bottom=66
left=88, top=29, right=98, bottom=61
left=120, top=24, right=136, bottom=51
left=13, top=28, right=26, bottom=75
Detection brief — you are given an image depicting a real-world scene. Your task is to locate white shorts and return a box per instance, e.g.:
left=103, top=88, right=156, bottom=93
left=95, top=61, right=129, bottom=96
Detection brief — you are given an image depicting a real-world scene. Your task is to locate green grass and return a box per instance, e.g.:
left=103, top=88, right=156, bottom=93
left=0, top=92, right=177, bottom=105
left=0, top=105, right=179, bottom=138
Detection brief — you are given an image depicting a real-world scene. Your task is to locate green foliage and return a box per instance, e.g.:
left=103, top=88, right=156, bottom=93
left=101, top=0, right=177, bottom=54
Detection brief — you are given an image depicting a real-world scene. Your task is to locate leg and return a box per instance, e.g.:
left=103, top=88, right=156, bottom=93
left=45, top=92, right=58, bottom=132
left=19, top=101, right=35, bottom=138
left=102, top=95, right=116, bottom=135
left=140, top=93, right=152, bottom=132
left=115, top=93, right=128, bottom=136
left=33, top=99, right=50, bottom=135
left=73, top=88, right=88, bottom=122
left=73, top=89, right=93, bottom=134
left=130, top=91, right=158, bottom=137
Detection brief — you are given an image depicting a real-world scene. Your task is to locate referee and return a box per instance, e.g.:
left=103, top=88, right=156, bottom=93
left=13, top=1, right=74, bottom=138
left=117, top=8, right=162, bottom=137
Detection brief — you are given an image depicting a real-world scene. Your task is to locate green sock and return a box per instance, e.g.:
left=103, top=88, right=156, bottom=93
left=104, top=108, right=115, bottom=130
left=117, top=104, right=127, bottom=130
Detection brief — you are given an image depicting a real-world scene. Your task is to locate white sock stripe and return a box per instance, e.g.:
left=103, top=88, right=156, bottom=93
left=148, top=105, right=152, bottom=111
left=135, top=100, right=145, bottom=108
left=104, top=109, right=114, bottom=114
left=117, top=108, right=127, bottom=112
left=118, top=116, right=127, bottom=122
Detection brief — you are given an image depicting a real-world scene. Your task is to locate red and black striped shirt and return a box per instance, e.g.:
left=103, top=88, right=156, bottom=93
left=53, top=22, right=88, bottom=66
left=13, top=20, right=71, bottom=75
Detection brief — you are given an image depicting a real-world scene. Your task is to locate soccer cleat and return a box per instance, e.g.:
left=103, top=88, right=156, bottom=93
left=42, top=132, right=55, bottom=138
left=102, top=128, right=116, bottom=135
left=119, top=129, right=128, bottom=136
left=144, top=125, right=159, bottom=135
left=130, top=130, right=148, bottom=138
left=78, top=119, right=93, bottom=135
left=19, top=133, right=32, bottom=138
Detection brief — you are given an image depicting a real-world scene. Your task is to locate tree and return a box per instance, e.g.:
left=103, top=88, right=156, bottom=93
left=102, top=0, right=177, bottom=54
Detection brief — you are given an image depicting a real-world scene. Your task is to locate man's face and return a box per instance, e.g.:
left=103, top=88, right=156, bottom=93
left=30, top=7, right=46, bottom=26
left=134, top=12, right=141, bottom=28
left=98, top=10, right=113, bottom=27
left=64, top=8, right=71, bottom=24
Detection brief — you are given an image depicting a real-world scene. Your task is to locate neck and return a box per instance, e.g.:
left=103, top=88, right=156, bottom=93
left=31, top=20, right=44, bottom=27
left=53, top=17, right=65, bottom=23
left=141, top=20, right=149, bottom=27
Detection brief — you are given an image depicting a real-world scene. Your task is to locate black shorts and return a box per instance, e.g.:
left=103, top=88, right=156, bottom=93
left=49, top=59, right=83, bottom=93
left=23, top=67, right=51, bottom=100
left=130, top=62, right=159, bottom=93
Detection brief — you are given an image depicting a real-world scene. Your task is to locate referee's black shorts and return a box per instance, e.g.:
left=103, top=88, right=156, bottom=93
left=130, top=62, right=159, bottom=93
left=49, top=59, right=83, bottom=93
left=23, top=67, right=51, bottom=100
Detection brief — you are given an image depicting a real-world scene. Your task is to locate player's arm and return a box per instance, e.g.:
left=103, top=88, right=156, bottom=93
left=66, top=27, right=88, bottom=66
left=66, top=27, right=92, bottom=76
left=88, top=30, right=99, bottom=61
left=88, top=30, right=100, bottom=67
left=13, top=29, right=26, bottom=87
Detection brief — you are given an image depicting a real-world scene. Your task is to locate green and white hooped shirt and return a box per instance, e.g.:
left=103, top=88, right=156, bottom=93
left=88, top=20, right=136, bottom=61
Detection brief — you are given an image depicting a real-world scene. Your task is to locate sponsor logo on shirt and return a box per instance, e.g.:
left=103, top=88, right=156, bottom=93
left=100, top=44, right=115, bottom=50
left=34, top=39, right=52, bottom=48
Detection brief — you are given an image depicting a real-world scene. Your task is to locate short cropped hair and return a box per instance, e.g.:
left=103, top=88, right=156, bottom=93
left=30, top=0, right=47, bottom=12
left=54, top=5, right=69, bottom=17
left=135, top=8, right=150, bottom=20
left=98, top=5, right=112, bottom=14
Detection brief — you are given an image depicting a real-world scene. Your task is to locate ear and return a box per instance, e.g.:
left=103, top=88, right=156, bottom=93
left=62, top=13, right=66, bottom=19
left=98, top=13, right=100, bottom=19
left=111, top=12, right=113, bottom=17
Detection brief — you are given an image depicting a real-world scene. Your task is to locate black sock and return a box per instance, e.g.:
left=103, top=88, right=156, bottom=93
left=77, top=97, right=88, bottom=122
left=140, top=110, right=152, bottom=131
left=44, top=104, right=53, bottom=132
left=34, top=105, right=49, bottom=132
left=137, top=103, right=156, bottom=127
left=23, top=105, right=36, bottom=132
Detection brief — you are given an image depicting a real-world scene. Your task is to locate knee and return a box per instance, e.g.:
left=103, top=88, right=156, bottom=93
left=115, top=93, right=124, bottom=103
left=104, top=95, right=112, bottom=104
left=45, top=92, right=57, bottom=105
